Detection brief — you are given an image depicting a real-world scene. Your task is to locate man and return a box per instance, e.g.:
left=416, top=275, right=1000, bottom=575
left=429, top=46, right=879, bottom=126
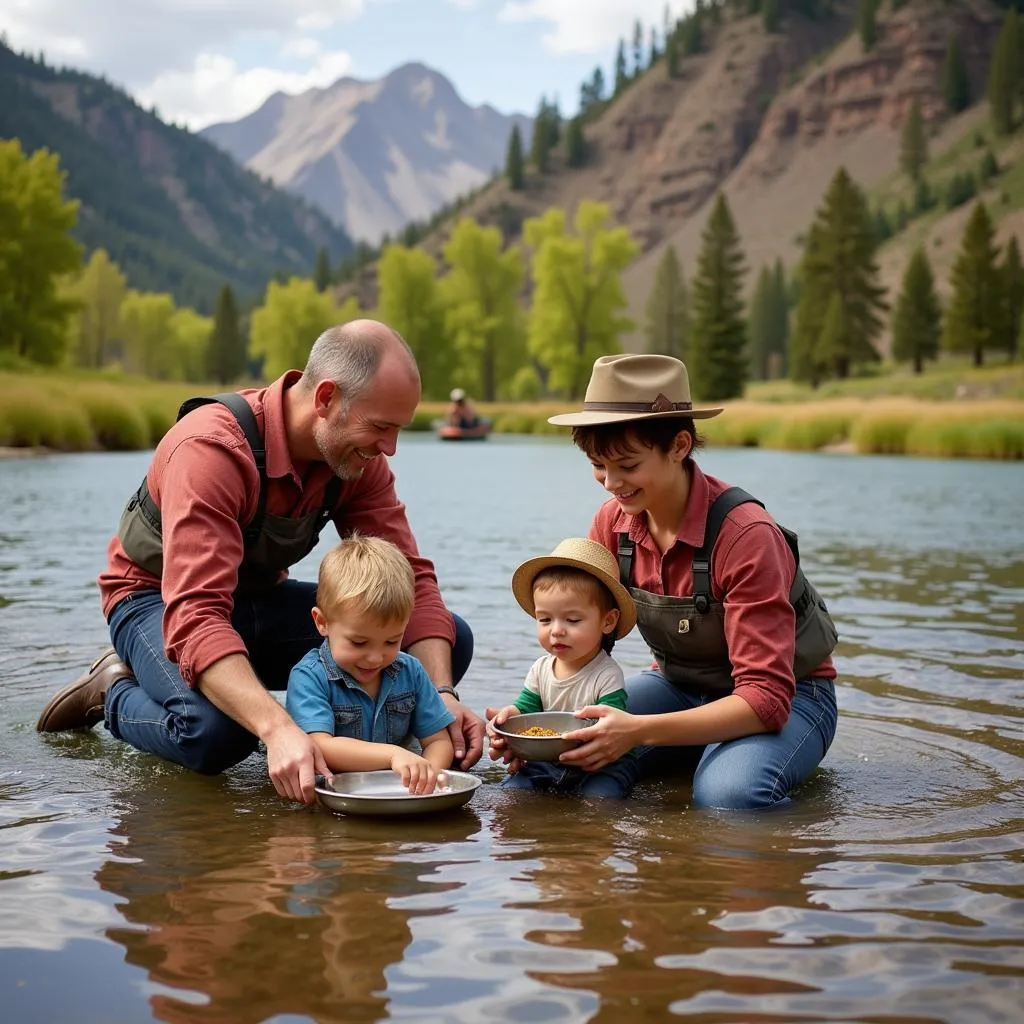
left=37, top=320, right=485, bottom=803
left=445, top=388, right=480, bottom=429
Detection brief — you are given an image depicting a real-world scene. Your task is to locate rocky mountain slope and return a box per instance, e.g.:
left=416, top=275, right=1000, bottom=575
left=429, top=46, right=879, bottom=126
left=0, top=41, right=353, bottom=312
left=201, top=63, right=532, bottom=245
left=335, top=0, right=1009, bottom=353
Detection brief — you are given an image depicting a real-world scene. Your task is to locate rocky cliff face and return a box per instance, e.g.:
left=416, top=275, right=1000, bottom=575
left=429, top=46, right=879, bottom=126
left=201, top=63, right=532, bottom=245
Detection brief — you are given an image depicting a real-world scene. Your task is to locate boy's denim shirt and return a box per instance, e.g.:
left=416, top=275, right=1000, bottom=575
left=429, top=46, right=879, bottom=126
left=285, top=640, right=455, bottom=745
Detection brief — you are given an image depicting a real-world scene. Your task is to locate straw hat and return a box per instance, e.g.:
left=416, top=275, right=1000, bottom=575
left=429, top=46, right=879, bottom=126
left=548, top=354, right=723, bottom=426
left=450, top=387, right=466, bottom=401
left=511, top=538, right=636, bottom=639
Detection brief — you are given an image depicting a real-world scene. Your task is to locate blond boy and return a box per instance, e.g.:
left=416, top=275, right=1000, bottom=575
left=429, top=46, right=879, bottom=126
left=286, top=535, right=455, bottom=794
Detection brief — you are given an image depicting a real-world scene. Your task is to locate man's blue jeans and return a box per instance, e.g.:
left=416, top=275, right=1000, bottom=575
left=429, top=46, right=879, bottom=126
left=625, top=671, right=838, bottom=810
left=106, top=583, right=474, bottom=775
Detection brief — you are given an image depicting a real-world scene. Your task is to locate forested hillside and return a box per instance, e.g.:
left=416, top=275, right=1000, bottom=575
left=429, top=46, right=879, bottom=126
left=0, top=41, right=353, bottom=311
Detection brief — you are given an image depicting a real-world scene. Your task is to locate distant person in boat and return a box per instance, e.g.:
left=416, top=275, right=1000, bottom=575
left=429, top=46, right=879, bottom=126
left=286, top=535, right=455, bottom=794
left=446, top=388, right=480, bottom=429
left=35, top=319, right=485, bottom=804
left=486, top=538, right=639, bottom=798
left=539, top=354, right=840, bottom=810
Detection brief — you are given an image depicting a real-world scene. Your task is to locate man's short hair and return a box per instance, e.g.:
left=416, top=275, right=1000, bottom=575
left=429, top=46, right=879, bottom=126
left=316, top=534, right=415, bottom=623
left=300, top=320, right=418, bottom=410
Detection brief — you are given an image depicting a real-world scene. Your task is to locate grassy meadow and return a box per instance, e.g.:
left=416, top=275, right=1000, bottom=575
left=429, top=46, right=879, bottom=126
left=1, top=359, right=1022, bottom=460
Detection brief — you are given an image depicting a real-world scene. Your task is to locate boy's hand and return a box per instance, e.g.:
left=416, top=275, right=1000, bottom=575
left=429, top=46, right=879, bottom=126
left=390, top=748, right=438, bottom=795
left=485, top=705, right=521, bottom=763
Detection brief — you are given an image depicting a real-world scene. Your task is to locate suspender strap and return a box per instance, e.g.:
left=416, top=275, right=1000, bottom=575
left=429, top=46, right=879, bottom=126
left=692, top=487, right=763, bottom=613
left=178, top=393, right=268, bottom=547
left=617, top=534, right=635, bottom=587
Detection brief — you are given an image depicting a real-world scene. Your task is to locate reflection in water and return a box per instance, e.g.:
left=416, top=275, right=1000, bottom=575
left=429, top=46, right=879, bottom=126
left=2, top=443, right=1024, bottom=1022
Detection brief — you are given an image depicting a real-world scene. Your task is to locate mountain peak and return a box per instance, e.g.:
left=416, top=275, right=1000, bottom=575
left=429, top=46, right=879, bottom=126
left=200, top=62, right=532, bottom=244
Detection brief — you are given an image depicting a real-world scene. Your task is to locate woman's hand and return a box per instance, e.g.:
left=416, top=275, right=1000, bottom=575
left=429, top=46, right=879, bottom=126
left=390, top=748, right=438, bottom=795
left=559, top=705, right=640, bottom=772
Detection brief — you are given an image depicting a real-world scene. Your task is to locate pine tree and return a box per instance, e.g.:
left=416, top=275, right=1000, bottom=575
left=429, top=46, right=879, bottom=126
left=648, top=25, right=660, bottom=66
left=314, top=246, right=331, bottom=292
left=207, top=284, right=246, bottom=384
left=988, top=10, right=1020, bottom=136
left=942, top=201, right=1003, bottom=367
left=942, top=34, right=971, bottom=114
left=748, top=265, right=775, bottom=380
left=858, top=0, right=878, bottom=51
left=614, top=39, right=629, bottom=95
left=565, top=116, right=587, bottom=169
left=763, top=0, right=782, bottom=33
left=790, top=167, right=888, bottom=383
left=505, top=125, right=524, bottom=190
left=644, top=244, right=689, bottom=360
left=770, top=259, right=790, bottom=378
left=689, top=194, right=748, bottom=401
left=892, top=249, right=941, bottom=374
left=531, top=97, right=555, bottom=173
left=1000, top=234, right=1023, bottom=361
left=900, top=99, right=927, bottom=181
left=632, top=19, right=645, bottom=77
left=666, top=30, right=680, bottom=77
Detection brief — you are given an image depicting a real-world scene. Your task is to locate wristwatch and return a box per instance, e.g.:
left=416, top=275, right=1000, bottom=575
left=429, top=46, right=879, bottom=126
left=436, top=685, right=460, bottom=701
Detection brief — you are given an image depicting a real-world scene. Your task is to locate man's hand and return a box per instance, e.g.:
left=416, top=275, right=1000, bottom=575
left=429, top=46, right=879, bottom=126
left=443, top=694, right=485, bottom=769
left=264, top=720, right=334, bottom=804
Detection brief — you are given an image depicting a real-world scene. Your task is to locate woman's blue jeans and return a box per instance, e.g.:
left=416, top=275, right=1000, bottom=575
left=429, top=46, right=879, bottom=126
left=626, top=670, right=838, bottom=810
left=105, top=583, right=474, bottom=775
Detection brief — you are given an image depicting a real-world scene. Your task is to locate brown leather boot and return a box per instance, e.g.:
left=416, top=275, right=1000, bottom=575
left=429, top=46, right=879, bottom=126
left=36, top=648, right=135, bottom=732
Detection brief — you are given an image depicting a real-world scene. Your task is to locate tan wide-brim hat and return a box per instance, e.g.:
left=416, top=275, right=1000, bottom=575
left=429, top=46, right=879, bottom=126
left=511, top=538, right=637, bottom=640
left=548, top=354, right=724, bottom=426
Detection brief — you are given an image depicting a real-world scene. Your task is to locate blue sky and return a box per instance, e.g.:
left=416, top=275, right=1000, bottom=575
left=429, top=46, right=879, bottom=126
left=1, top=1, right=685, bottom=128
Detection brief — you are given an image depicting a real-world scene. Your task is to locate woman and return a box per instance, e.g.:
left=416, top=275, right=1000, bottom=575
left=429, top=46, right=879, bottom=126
left=549, top=353, right=839, bottom=809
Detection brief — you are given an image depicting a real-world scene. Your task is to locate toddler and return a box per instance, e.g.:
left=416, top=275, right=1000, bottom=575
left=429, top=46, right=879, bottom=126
left=487, top=538, right=638, bottom=799
left=286, top=535, right=455, bottom=794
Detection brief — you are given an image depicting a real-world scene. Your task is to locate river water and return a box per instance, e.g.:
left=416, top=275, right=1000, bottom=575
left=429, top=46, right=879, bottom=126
left=1, top=437, right=1023, bottom=1024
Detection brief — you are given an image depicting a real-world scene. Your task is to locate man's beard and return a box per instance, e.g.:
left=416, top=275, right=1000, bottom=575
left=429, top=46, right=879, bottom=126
left=313, top=420, right=364, bottom=481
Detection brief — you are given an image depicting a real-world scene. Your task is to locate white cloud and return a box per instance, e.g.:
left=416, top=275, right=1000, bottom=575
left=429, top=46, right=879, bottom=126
left=138, top=48, right=354, bottom=129
left=0, top=0, right=364, bottom=125
left=446, top=0, right=478, bottom=9
left=498, top=0, right=688, bottom=55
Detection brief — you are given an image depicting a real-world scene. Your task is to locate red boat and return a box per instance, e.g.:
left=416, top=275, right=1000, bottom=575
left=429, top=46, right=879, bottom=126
left=435, top=419, right=492, bottom=441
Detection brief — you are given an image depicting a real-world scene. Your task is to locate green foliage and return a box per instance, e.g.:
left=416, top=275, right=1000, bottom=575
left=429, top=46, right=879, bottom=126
left=524, top=201, right=639, bottom=399
left=376, top=245, right=449, bottom=399
left=632, top=20, right=645, bottom=77
left=945, top=171, right=977, bottom=210
left=688, top=193, right=748, bottom=402
left=988, top=10, right=1021, bottom=136
left=942, top=201, right=1003, bottom=367
left=0, top=139, right=82, bottom=365
left=0, top=41, right=352, bottom=312
left=942, top=34, right=971, bottom=114
left=763, top=0, right=782, bottom=33
left=65, top=248, right=126, bottom=369
left=644, top=244, right=689, bottom=361
left=790, top=168, right=887, bottom=385
left=892, top=248, right=942, bottom=374
left=208, top=284, right=246, bottom=385
left=250, top=278, right=359, bottom=379
left=505, top=125, right=525, bottom=191
left=980, top=149, right=1000, bottom=181
left=1000, top=235, right=1023, bottom=361
left=900, top=100, right=927, bottom=182
left=439, top=218, right=525, bottom=402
